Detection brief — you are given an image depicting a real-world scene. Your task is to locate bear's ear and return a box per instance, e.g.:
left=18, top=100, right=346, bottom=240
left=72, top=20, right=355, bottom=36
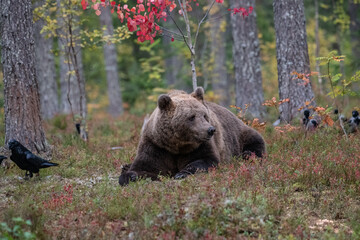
left=158, top=94, right=173, bottom=111
left=191, top=87, right=204, bottom=101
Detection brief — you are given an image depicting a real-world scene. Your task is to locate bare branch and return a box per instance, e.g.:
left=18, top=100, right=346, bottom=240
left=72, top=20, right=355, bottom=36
left=194, top=0, right=216, bottom=49
left=155, top=22, right=183, bottom=38
left=165, top=6, right=193, bottom=53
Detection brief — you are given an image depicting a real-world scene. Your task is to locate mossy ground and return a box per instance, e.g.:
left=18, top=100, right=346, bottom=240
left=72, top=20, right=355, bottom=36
left=0, top=113, right=360, bottom=239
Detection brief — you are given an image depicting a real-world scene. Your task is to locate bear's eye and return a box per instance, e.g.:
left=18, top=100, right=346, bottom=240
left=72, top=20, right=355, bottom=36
left=189, top=115, right=195, bottom=121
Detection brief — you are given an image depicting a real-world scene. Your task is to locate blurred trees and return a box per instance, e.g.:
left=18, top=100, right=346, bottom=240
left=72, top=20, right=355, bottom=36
left=348, top=0, right=360, bottom=72
left=57, top=0, right=88, bottom=140
left=209, top=1, right=230, bottom=107
left=1, top=0, right=359, bottom=127
left=99, top=5, right=123, bottom=117
left=34, top=0, right=59, bottom=120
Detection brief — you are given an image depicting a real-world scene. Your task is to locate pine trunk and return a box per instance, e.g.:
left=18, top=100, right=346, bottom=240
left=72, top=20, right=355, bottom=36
left=209, top=3, right=230, bottom=107
left=231, top=0, right=264, bottom=118
left=0, top=0, right=49, bottom=153
left=100, top=6, right=124, bottom=117
left=273, top=0, right=315, bottom=123
left=34, top=0, right=59, bottom=120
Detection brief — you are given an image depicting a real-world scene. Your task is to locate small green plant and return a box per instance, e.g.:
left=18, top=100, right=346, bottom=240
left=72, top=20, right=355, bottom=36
left=316, top=51, right=360, bottom=138
left=0, top=217, right=36, bottom=240
left=317, top=51, right=360, bottom=101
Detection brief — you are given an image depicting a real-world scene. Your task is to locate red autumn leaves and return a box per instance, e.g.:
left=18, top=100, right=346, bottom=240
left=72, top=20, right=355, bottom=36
left=229, top=6, right=253, bottom=17
left=82, top=0, right=253, bottom=43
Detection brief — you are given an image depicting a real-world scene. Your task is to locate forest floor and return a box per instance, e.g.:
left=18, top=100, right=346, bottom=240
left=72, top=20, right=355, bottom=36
left=0, top=113, right=360, bottom=239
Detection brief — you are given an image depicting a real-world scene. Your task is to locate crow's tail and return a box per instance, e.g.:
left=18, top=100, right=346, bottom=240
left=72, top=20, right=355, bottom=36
left=40, top=162, right=59, bottom=168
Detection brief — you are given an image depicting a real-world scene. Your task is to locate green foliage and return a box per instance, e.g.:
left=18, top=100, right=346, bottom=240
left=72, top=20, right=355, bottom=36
left=316, top=51, right=359, bottom=100
left=34, top=0, right=131, bottom=46
left=51, top=115, right=68, bottom=130
left=0, top=218, right=36, bottom=240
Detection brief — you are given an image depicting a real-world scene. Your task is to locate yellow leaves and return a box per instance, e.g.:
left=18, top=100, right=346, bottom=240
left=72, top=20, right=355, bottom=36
left=262, top=97, right=289, bottom=107
left=275, top=124, right=299, bottom=133
left=316, top=51, right=346, bottom=65
left=291, top=71, right=318, bottom=86
left=251, top=118, right=266, bottom=131
left=323, top=115, right=334, bottom=127
left=332, top=56, right=345, bottom=62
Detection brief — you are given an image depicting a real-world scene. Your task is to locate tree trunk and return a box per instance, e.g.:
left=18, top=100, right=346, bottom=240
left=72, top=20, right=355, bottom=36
left=100, top=6, right=124, bottom=117
left=231, top=0, right=264, bottom=118
left=34, top=0, right=59, bottom=120
left=273, top=0, right=315, bottom=123
left=209, top=2, right=230, bottom=107
left=0, top=0, right=49, bottom=153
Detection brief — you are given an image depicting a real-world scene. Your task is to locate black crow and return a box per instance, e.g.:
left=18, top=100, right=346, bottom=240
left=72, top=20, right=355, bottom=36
left=303, top=109, right=318, bottom=131
left=75, top=123, right=81, bottom=134
left=349, top=110, right=360, bottom=133
left=0, top=155, right=7, bottom=165
left=333, top=108, right=347, bottom=122
left=8, top=139, right=58, bottom=178
left=303, top=109, right=310, bottom=127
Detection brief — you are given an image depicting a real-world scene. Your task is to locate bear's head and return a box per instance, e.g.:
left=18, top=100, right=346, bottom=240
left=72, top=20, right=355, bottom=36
left=150, top=87, right=216, bottom=154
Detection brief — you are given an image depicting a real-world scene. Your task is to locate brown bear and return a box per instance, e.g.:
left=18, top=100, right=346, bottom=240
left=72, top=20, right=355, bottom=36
left=119, top=87, right=266, bottom=186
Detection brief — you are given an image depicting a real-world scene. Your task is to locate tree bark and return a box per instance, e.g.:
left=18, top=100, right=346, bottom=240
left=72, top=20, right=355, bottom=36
left=231, top=0, right=264, bottom=118
left=273, top=0, right=315, bottom=123
left=34, top=0, right=59, bottom=120
left=100, top=6, right=124, bottom=117
left=0, top=0, right=49, bottom=153
left=209, top=2, right=230, bottom=107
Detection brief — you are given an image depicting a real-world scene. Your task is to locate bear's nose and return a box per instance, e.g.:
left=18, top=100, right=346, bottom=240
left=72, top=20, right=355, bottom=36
left=207, top=126, right=216, bottom=136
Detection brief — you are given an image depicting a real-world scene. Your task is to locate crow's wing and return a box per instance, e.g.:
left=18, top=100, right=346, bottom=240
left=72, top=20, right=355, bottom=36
left=25, top=152, right=58, bottom=168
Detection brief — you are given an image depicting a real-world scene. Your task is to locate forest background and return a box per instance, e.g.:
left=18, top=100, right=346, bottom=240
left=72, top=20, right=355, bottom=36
left=1, top=0, right=359, bottom=122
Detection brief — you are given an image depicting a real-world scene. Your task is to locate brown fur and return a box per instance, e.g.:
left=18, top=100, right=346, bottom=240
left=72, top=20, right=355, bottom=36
left=119, top=87, right=266, bottom=186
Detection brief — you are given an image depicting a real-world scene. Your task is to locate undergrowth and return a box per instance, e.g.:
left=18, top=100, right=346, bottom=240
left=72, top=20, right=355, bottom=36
left=0, top=113, right=359, bottom=239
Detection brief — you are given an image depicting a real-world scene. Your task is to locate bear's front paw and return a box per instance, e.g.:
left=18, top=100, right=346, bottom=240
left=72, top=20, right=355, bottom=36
left=174, top=172, right=189, bottom=180
left=121, top=163, right=132, bottom=174
left=119, top=171, right=138, bottom=186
